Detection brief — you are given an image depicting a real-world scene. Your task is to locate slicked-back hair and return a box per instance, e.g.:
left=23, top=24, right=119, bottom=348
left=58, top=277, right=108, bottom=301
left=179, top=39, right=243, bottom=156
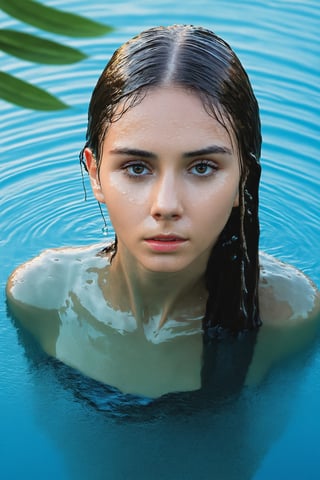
left=81, top=25, right=262, bottom=336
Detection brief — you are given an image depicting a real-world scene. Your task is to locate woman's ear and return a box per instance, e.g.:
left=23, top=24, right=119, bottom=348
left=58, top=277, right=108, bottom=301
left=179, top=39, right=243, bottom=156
left=84, top=148, right=105, bottom=203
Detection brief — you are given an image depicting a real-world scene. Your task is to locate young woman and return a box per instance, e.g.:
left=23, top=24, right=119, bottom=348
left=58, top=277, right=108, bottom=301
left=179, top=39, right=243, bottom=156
left=6, top=25, right=319, bottom=399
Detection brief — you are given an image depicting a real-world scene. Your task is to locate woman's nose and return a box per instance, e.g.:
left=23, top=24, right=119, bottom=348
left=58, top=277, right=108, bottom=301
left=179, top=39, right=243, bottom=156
left=150, top=173, right=183, bottom=221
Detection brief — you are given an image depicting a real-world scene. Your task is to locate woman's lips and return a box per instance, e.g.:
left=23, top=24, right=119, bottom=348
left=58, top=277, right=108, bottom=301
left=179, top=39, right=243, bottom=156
left=144, top=235, right=188, bottom=252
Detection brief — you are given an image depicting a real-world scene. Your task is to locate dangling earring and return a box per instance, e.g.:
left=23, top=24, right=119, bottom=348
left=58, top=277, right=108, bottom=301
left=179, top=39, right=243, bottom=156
left=97, top=201, right=108, bottom=236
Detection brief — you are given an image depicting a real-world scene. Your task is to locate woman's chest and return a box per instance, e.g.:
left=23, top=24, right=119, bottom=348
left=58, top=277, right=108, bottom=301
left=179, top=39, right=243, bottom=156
left=55, top=306, right=203, bottom=397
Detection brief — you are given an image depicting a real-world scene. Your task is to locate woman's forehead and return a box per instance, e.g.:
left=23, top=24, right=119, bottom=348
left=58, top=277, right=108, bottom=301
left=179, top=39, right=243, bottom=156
left=105, top=86, right=236, bottom=151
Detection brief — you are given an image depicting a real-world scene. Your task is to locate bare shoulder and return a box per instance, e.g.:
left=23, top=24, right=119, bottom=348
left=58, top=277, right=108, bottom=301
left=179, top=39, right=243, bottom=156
left=246, top=253, right=320, bottom=386
left=258, top=251, right=320, bottom=325
left=6, top=243, right=109, bottom=311
left=6, top=243, right=111, bottom=358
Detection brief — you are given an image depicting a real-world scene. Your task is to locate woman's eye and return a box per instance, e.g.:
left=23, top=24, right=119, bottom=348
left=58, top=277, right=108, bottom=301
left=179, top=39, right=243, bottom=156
left=123, top=163, right=151, bottom=177
left=189, top=161, right=217, bottom=176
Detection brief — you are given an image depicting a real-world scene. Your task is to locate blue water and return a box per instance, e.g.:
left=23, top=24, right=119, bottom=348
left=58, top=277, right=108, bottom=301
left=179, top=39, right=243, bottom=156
left=1, top=0, right=319, bottom=478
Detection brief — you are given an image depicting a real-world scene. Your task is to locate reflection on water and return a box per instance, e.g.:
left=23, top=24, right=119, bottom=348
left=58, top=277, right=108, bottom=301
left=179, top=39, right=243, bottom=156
left=1, top=0, right=320, bottom=478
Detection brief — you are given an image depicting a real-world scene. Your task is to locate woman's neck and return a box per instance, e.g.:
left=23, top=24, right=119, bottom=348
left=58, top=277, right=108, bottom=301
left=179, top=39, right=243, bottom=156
left=106, top=245, right=208, bottom=329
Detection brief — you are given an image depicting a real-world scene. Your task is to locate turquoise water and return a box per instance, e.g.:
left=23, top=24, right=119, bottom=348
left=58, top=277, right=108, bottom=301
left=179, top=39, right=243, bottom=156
left=1, top=0, right=319, bottom=478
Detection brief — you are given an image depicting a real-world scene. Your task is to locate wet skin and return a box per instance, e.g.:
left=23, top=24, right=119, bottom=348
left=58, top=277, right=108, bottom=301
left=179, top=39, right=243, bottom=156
left=85, top=87, right=240, bottom=277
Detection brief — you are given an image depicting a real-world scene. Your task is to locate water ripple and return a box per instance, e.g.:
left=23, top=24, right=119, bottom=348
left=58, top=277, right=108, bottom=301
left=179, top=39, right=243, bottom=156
left=1, top=0, right=319, bottom=286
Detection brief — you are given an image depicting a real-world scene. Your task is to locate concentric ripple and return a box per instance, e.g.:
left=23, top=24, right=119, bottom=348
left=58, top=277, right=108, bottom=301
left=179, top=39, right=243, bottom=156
left=1, top=0, right=319, bottom=281
left=1, top=0, right=319, bottom=283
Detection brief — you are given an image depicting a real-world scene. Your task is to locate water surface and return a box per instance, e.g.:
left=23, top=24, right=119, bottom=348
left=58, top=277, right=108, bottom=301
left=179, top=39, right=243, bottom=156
left=1, top=0, right=319, bottom=478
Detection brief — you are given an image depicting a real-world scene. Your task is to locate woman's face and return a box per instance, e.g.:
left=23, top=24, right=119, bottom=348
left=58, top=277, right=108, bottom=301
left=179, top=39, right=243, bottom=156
left=86, top=86, right=240, bottom=274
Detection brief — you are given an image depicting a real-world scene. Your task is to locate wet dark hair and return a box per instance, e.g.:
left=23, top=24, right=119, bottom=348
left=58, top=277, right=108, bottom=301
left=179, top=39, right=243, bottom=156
left=80, top=25, right=262, bottom=335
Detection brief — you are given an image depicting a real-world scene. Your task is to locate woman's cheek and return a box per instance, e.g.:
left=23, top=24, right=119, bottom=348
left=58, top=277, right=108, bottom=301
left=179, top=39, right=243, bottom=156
left=106, top=173, right=151, bottom=207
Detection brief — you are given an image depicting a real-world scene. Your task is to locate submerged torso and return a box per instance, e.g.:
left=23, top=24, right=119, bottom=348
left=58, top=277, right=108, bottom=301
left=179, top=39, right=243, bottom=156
left=7, top=244, right=204, bottom=397
left=6, top=243, right=320, bottom=398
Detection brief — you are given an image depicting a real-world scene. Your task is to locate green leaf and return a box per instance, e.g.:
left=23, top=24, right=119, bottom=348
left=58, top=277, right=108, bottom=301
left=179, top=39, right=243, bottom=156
left=0, top=0, right=113, bottom=37
left=0, top=71, right=68, bottom=110
left=0, top=29, right=86, bottom=64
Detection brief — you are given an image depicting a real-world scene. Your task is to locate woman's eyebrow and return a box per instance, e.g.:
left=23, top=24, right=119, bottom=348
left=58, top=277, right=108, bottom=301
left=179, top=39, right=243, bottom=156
left=183, top=145, right=232, bottom=157
left=109, top=148, right=157, bottom=159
